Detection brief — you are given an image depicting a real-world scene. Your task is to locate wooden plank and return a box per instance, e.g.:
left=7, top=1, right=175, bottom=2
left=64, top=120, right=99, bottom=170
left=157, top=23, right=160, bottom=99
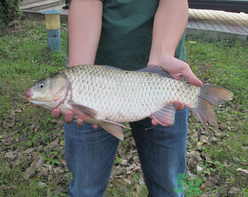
left=187, top=18, right=193, bottom=28
left=193, top=9, right=214, bottom=30
left=197, top=9, right=225, bottom=31
left=230, top=12, right=248, bottom=26
left=189, top=20, right=200, bottom=28
left=239, top=12, right=248, bottom=21
left=203, top=10, right=226, bottom=31
left=186, top=23, right=192, bottom=28
left=190, top=9, right=207, bottom=29
left=209, top=10, right=243, bottom=33
left=222, top=12, right=248, bottom=33
left=208, top=10, right=232, bottom=32
left=220, top=11, right=247, bottom=33
left=237, top=13, right=248, bottom=33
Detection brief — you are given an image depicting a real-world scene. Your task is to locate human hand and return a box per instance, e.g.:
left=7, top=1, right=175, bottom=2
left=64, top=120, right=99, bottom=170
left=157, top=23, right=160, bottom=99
left=51, top=109, right=98, bottom=128
left=34, top=104, right=97, bottom=128
left=149, top=55, right=202, bottom=87
left=148, top=55, right=203, bottom=126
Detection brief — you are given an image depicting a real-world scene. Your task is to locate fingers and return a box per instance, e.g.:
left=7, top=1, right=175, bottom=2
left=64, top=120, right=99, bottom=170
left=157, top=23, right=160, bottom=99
left=174, top=101, right=185, bottom=111
left=35, top=104, right=96, bottom=128
left=76, top=119, right=98, bottom=128
left=51, top=108, right=62, bottom=119
left=76, top=119, right=85, bottom=126
left=34, top=104, right=40, bottom=108
left=151, top=119, right=159, bottom=126
left=51, top=109, right=97, bottom=128
left=64, top=111, right=75, bottom=124
left=183, top=64, right=203, bottom=87
left=92, top=124, right=99, bottom=129
left=64, top=111, right=86, bottom=126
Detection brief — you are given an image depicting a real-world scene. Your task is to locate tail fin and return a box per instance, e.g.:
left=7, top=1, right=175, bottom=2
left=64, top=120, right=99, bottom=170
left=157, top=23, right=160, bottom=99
left=190, top=84, right=233, bottom=135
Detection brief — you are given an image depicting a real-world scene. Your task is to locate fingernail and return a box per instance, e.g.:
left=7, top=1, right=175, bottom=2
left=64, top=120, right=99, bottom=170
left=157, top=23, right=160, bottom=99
left=66, top=114, right=73, bottom=119
left=76, top=119, right=84, bottom=126
left=175, top=103, right=181, bottom=108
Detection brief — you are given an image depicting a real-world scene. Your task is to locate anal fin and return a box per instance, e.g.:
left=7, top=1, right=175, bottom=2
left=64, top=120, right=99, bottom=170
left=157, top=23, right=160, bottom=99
left=100, top=120, right=130, bottom=140
left=100, top=122, right=124, bottom=140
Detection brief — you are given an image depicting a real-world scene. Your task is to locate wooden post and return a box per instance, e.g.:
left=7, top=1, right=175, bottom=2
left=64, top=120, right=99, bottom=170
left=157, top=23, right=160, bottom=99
left=42, top=9, right=62, bottom=52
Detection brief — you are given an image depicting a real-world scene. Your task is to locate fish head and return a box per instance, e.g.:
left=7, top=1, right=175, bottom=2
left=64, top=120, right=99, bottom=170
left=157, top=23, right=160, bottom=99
left=25, top=73, right=69, bottom=110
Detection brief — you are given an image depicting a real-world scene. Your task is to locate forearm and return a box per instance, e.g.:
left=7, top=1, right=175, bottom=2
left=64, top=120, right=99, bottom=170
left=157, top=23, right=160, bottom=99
left=68, top=0, right=103, bottom=67
left=149, top=0, right=188, bottom=64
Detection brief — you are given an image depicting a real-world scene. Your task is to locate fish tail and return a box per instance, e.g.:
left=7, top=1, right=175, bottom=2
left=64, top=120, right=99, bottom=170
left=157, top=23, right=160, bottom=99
left=190, top=84, right=233, bottom=135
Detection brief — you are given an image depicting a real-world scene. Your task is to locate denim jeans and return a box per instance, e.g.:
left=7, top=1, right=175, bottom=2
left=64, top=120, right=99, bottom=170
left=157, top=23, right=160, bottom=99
left=64, top=108, right=189, bottom=197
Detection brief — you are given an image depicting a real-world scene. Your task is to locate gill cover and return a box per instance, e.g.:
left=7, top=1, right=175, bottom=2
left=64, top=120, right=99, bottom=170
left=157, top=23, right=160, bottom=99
left=29, top=73, right=69, bottom=109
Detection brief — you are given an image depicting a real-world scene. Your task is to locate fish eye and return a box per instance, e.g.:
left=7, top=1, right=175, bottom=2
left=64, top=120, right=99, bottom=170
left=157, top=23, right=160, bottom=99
left=38, top=82, right=45, bottom=89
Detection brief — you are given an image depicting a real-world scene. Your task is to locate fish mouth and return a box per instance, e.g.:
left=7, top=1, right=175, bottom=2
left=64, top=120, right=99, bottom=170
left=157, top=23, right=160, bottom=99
left=25, top=88, right=33, bottom=99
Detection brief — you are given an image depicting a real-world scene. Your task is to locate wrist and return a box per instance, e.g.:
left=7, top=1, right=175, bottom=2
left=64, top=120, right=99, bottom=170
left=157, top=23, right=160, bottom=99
left=148, top=52, right=174, bottom=67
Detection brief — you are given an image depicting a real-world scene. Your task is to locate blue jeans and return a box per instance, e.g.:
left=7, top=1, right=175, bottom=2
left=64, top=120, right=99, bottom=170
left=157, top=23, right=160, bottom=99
left=64, top=108, right=189, bottom=197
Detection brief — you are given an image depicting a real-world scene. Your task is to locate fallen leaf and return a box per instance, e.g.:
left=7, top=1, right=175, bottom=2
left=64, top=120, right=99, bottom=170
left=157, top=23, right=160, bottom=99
left=24, top=155, right=43, bottom=178
left=4, top=151, right=17, bottom=160
left=43, top=164, right=53, bottom=172
left=197, top=165, right=204, bottom=172
left=120, top=159, right=128, bottom=166
left=233, top=156, right=241, bottom=162
left=136, top=184, right=140, bottom=197
left=123, top=178, right=131, bottom=185
left=126, top=163, right=137, bottom=171
left=220, top=179, right=231, bottom=192
left=139, top=176, right=144, bottom=185
left=240, top=161, right=248, bottom=166
left=44, top=137, right=59, bottom=152
left=37, top=167, right=49, bottom=177
left=38, top=182, right=47, bottom=187
left=133, top=156, right=140, bottom=163
left=60, top=159, right=66, bottom=167
left=111, top=166, right=123, bottom=176
left=228, top=187, right=242, bottom=195
left=23, top=148, right=34, bottom=155
left=236, top=168, right=248, bottom=174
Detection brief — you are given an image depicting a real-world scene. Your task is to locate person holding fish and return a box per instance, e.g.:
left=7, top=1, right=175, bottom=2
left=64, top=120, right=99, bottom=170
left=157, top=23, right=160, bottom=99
left=57, top=0, right=200, bottom=196
left=27, top=0, right=231, bottom=196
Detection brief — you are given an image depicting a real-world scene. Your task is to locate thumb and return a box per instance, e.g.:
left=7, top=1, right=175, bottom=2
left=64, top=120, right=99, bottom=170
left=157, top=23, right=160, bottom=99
left=183, top=67, right=203, bottom=87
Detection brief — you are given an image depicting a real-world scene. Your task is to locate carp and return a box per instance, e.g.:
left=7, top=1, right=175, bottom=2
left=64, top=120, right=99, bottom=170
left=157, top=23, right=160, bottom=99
left=25, top=65, right=233, bottom=139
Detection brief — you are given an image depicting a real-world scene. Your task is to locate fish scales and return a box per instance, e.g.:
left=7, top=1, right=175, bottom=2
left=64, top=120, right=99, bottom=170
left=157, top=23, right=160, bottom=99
left=25, top=64, right=233, bottom=140
left=61, top=65, right=200, bottom=123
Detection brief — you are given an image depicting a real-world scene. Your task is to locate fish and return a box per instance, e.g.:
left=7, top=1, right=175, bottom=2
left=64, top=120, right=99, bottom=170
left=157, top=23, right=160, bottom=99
left=25, top=64, right=233, bottom=140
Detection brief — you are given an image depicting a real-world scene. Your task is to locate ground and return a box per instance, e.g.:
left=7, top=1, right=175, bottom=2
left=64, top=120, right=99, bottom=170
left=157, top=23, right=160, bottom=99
left=0, top=20, right=248, bottom=197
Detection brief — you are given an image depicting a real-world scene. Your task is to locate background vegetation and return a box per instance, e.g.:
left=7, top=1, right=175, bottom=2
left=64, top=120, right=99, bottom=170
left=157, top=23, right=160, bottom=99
left=0, top=20, right=247, bottom=197
left=0, top=0, right=23, bottom=28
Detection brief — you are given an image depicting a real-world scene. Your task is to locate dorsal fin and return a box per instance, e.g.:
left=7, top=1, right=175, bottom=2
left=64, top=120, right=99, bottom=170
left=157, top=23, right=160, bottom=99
left=137, top=64, right=175, bottom=79
left=101, top=64, right=174, bottom=78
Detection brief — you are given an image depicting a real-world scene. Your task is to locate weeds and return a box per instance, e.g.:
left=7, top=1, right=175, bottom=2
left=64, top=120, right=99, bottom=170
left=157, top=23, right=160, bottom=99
left=0, top=20, right=247, bottom=196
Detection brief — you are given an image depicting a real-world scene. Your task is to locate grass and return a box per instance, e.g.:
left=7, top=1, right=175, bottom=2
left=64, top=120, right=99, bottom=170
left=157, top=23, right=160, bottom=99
left=0, top=20, right=248, bottom=197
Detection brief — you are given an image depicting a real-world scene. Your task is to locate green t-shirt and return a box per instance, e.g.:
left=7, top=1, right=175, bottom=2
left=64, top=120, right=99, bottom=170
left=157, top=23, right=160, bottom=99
left=69, top=0, right=186, bottom=70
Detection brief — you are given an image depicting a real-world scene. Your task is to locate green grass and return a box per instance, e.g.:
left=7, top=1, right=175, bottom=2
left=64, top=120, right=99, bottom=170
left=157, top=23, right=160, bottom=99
left=0, top=20, right=247, bottom=196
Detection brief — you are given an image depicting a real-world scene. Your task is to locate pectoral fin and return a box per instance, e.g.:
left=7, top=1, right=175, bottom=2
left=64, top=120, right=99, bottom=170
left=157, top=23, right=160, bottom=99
left=68, top=101, right=127, bottom=140
left=68, top=101, right=97, bottom=120
left=150, top=104, right=176, bottom=126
